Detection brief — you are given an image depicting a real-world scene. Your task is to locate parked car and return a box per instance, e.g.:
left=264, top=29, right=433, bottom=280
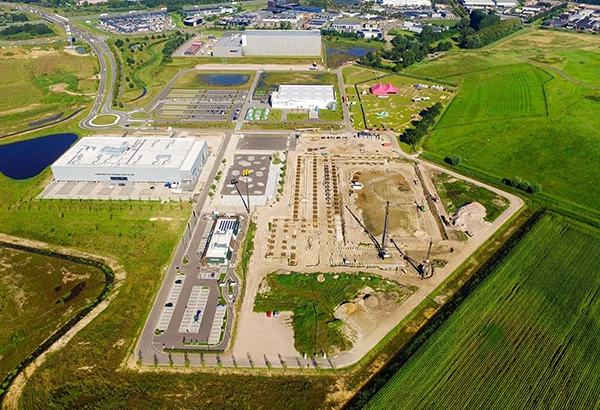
left=165, top=302, right=173, bottom=307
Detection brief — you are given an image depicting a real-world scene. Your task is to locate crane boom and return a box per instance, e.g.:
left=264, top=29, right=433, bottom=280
left=380, top=201, right=390, bottom=259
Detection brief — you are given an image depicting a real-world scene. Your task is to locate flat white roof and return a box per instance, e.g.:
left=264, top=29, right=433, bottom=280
left=273, top=85, right=335, bottom=102
left=463, top=0, right=495, bottom=4
left=54, top=137, right=206, bottom=169
left=205, top=218, right=237, bottom=259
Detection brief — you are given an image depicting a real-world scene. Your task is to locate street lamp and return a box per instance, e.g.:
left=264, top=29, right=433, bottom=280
left=242, top=169, right=251, bottom=214
left=230, top=179, right=249, bottom=213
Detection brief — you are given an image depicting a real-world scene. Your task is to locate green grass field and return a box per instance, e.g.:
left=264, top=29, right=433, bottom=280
left=254, top=272, right=411, bottom=355
left=0, top=246, right=105, bottom=383
left=435, top=63, right=550, bottom=128
left=345, top=67, right=454, bottom=131
left=171, top=71, right=254, bottom=89
left=411, top=29, right=600, bottom=218
left=365, top=213, right=600, bottom=410
left=433, top=172, right=509, bottom=222
left=0, top=45, right=98, bottom=133
left=255, top=71, right=337, bottom=92
left=530, top=46, right=600, bottom=87
left=90, top=114, right=117, bottom=125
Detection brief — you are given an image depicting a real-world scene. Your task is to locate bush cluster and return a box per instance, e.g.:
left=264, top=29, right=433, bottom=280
left=506, top=176, right=542, bottom=194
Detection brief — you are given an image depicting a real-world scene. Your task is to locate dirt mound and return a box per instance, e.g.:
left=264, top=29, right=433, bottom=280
left=451, top=202, right=487, bottom=231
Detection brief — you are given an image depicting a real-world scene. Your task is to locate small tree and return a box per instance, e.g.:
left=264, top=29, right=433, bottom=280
left=531, top=183, right=542, bottom=194
left=450, top=155, right=462, bottom=166
left=510, top=176, right=522, bottom=188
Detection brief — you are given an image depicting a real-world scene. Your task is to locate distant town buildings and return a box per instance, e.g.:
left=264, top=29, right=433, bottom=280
left=543, top=5, right=600, bottom=32
left=98, top=11, right=173, bottom=34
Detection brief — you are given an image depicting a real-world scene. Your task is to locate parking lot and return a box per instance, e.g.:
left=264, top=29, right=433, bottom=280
left=221, top=154, right=272, bottom=197
left=157, top=89, right=247, bottom=122
left=38, top=181, right=195, bottom=201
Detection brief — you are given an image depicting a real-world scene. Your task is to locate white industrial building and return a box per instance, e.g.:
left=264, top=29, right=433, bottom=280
left=271, top=85, right=336, bottom=110
left=211, top=30, right=322, bottom=58
left=51, top=137, right=209, bottom=190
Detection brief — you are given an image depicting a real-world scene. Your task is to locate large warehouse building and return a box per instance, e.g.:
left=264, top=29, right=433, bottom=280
left=212, top=30, right=322, bottom=58
left=51, top=137, right=209, bottom=190
left=271, top=85, right=336, bottom=110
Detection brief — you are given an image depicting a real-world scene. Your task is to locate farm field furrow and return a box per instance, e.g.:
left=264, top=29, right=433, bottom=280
left=364, top=213, right=600, bottom=410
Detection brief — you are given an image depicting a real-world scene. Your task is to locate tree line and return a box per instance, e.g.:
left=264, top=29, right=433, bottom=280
left=458, top=10, right=522, bottom=49
left=399, top=102, right=443, bottom=146
left=528, top=3, right=568, bottom=23
left=359, top=25, right=453, bottom=71
left=161, top=32, right=188, bottom=63
left=0, top=12, right=29, bottom=24
left=0, top=22, right=53, bottom=38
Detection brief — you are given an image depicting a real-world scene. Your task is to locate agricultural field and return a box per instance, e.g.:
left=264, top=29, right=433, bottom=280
left=432, top=171, right=508, bottom=222
left=434, top=63, right=550, bottom=128
left=364, top=213, right=600, bottom=410
left=410, top=29, right=600, bottom=218
left=345, top=67, right=454, bottom=131
left=0, top=246, right=105, bottom=384
left=171, top=71, right=254, bottom=89
left=0, top=45, right=98, bottom=133
left=254, top=272, right=410, bottom=356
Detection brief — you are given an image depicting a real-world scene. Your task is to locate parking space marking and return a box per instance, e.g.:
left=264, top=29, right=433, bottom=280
left=157, top=276, right=186, bottom=331
left=178, top=286, right=210, bottom=334
left=208, top=305, right=227, bottom=345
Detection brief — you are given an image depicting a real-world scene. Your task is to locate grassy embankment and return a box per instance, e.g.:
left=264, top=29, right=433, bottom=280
left=407, top=29, right=600, bottom=222
left=364, top=213, right=600, bottom=410
left=0, top=44, right=98, bottom=135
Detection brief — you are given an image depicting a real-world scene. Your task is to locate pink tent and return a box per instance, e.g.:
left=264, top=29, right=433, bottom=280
left=370, top=82, right=399, bottom=95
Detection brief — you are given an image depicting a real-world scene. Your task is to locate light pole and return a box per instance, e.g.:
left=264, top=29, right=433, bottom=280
left=242, top=169, right=251, bottom=214
left=231, top=179, right=249, bottom=213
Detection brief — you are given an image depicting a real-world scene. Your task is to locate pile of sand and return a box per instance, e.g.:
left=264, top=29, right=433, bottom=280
left=451, top=202, right=487, bottom=231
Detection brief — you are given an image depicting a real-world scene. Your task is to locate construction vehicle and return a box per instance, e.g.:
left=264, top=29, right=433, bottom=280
left=345, top=201, right=391, bottom=260
left=389, top=238, right=435, bottom=279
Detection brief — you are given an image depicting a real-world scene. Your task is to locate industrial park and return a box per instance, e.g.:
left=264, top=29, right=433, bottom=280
left=2, top=0, right=600, bottom=409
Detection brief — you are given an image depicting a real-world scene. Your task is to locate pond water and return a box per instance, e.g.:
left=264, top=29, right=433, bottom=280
left=197, top=73, right=250, bottom=87
left=76, top=46, right=86, bottom=54
left=0, top=133, right=78, bottom=179
left=326, top=45, right=376, bottom=68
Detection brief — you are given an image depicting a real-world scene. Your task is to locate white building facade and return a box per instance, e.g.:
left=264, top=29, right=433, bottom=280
left=51, top=137, right=209, bottom=190
left=271, top=85, right=336, bottom=110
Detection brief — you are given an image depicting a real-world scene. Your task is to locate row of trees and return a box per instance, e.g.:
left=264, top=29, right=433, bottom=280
left=321, top=29, right=367, bottom=40
left=527, top=3, right=568, bottom=23
left=506, top=177, right=542, bottom=194
left=458, top=11, right=522, bottom=49
left=399, top=102, right=443, bottom=146
left=161, top=32, right=187, bottom=63
left=0, top=22, right=53, bottom=38
left=0, top=12, right=29, bottom=24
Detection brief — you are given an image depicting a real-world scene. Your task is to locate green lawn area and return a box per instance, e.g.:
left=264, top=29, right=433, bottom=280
left=255, top=71, right=337, bottom=92
left=432, top=172, right=509, bottom=222
left=171, top=71, right=254, bottom=89
left=346, top=68, right=455, bottom=131
left=409, top=29, right=600, bottom=219
left=90, top=114, right=117, bottom=125
left=254, top=272, right=411, bottom=355
left=530, top=46, right=600, bottom=87
left=0, top=246, right=105, bottom=384
left=0, top=45, right=98, bottom=133
left=286, top=112, right=309, bottom=121
left=365, top=213, right=600, bottom=410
